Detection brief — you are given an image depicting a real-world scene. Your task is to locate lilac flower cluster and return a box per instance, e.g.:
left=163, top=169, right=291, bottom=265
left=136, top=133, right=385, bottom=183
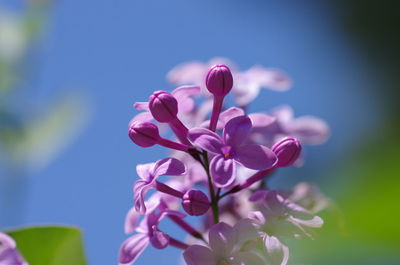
left=0, top=233, right=27, bottom=265
left=120, top=59, right=330, bottom=265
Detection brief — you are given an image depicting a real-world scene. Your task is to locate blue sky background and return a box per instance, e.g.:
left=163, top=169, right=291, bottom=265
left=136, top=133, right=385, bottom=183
left=1, top=0, right=383, bottom=264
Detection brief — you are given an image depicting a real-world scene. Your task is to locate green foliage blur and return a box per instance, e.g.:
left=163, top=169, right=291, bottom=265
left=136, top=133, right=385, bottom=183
left=7, top=226, right=87, bottom=265
left=0, top=1, right=88, bottom=174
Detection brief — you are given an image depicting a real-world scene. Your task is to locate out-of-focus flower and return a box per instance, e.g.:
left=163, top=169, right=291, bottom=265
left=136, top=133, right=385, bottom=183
left=188, top=116, right=277, bottom=188
left=167, top=58, right=291, bottom=106
left=263, top=234, right=289, bottom=265
left=183, top=220, right=263, bottom=265
left=289, top=182, right=330, bottom=214
left=133, top=158, right=186, bottom=214
left=249, top=190, right=323, bottom=239
left=0, top=232, right=28, bottom=265
left=119, top=210, right=186, bottom=265
left=250, top=105, right=330, bottom=146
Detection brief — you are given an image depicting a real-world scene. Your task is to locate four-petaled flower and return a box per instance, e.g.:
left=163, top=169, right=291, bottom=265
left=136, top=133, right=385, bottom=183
left=188, top=115, right=277, bottom=188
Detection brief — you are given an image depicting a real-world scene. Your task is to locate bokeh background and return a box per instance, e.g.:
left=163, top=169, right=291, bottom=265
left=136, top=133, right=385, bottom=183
left=1, top=0, right=399, bottom=264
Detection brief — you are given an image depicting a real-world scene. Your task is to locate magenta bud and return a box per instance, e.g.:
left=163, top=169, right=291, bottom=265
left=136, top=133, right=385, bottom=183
left=205, top=64, right=233, bottom=97
left=182, top=189, right=210, bottom=216
left=128, top=120, right=161, bottom=147
left=149, top=90, right=178, bottom=122
left=272, top=137, right=302, bottom=167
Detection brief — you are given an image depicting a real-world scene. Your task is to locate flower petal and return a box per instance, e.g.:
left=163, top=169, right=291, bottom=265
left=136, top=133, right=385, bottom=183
left=133, top=102, right=149, bottom=111
left=250, top=66, right=291, bottom=91
left=188, top=127, right=224, bottom=154
left=149, top=229, right=170, bottom=249
left=136, top=163, right=154, bottom=181
left=210, top=155, right=236, bottom=188
left=0, top=233, right=16, bottom=248
left=119, top=234, right=149, bottom=264
left=183, top=245, right=217, bottom=265
left=235, top=145, right=277, bottom=170
left=219, top=107, right=245, bottom=126
left=289, top=116, right=330, bottom=145
left=133, top=180, right=152, bottom=214
left=152, top=157, right=186, bottom=177
left=124, top=208, right=140, bottom=234
left=263, top=234, right=289, bottom=265
left=233, top=218, right=259, bottom=246
left=208, top=222, right=236, bottom=257
left=249, top=113, right=275, bottom=128
left=223, top=116, right=252, bottom=148
left=132, top=111, right=153, bottom=122
left=172, top=85, right=200, bottom=113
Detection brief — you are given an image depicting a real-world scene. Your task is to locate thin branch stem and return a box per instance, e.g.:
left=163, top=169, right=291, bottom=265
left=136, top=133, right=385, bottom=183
left=202, top=151, right=219, bottom=223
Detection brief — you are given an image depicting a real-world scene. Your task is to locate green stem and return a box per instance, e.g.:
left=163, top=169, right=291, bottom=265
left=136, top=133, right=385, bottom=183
left=202, top=151, right=219, bottom=224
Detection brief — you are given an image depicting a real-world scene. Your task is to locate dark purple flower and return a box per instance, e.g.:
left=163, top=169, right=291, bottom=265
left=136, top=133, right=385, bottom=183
left=188, top=116, right=277, bottom=188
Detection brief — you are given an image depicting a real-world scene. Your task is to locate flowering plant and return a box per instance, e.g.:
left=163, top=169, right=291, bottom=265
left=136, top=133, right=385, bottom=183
left=120, top=59, right=330, bottom=265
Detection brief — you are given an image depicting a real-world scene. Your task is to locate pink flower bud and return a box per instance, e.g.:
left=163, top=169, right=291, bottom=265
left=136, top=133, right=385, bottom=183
left=206, top=64, right=233, bottom=97
left=182, top=189, right=210, bottom=216
left=272, top=137, right=302, bottom=167
left=128, top=120, right=161, bottom=147
left=149, top=90, right=178, bottom=122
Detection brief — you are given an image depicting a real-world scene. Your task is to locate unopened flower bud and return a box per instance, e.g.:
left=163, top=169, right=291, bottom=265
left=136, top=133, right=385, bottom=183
left=149, top=90, right=178, bottom=122
left=182, top=189, right=210, bottom=216
left=206, top=64, right=233, bottom=97
left=272, top=137, right=302, bottom=167
left=128, top=120, right=161, bottom=147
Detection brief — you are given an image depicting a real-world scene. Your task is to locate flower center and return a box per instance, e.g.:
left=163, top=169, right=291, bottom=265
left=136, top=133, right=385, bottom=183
left=221, top=145, right=233, bottom=159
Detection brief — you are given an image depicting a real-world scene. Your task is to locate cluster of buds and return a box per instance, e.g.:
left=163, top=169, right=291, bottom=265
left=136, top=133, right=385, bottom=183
left=120, top=60, right=331, bottom=265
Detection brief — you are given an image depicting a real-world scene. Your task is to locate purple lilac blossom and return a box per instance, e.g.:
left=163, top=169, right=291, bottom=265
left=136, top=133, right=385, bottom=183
left=249, top=105, right=330, bottom=146
left=123, top=60, right=331, bottom=265
left=188, top=115, right=277, bottom=188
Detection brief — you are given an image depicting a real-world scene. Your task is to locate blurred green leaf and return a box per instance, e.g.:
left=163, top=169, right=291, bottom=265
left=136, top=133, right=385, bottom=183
left=2, top=94, right=89, bottom=172
left=291, top=123, right=400, bottom=265
left=6, top=226, right=87, bottom=265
